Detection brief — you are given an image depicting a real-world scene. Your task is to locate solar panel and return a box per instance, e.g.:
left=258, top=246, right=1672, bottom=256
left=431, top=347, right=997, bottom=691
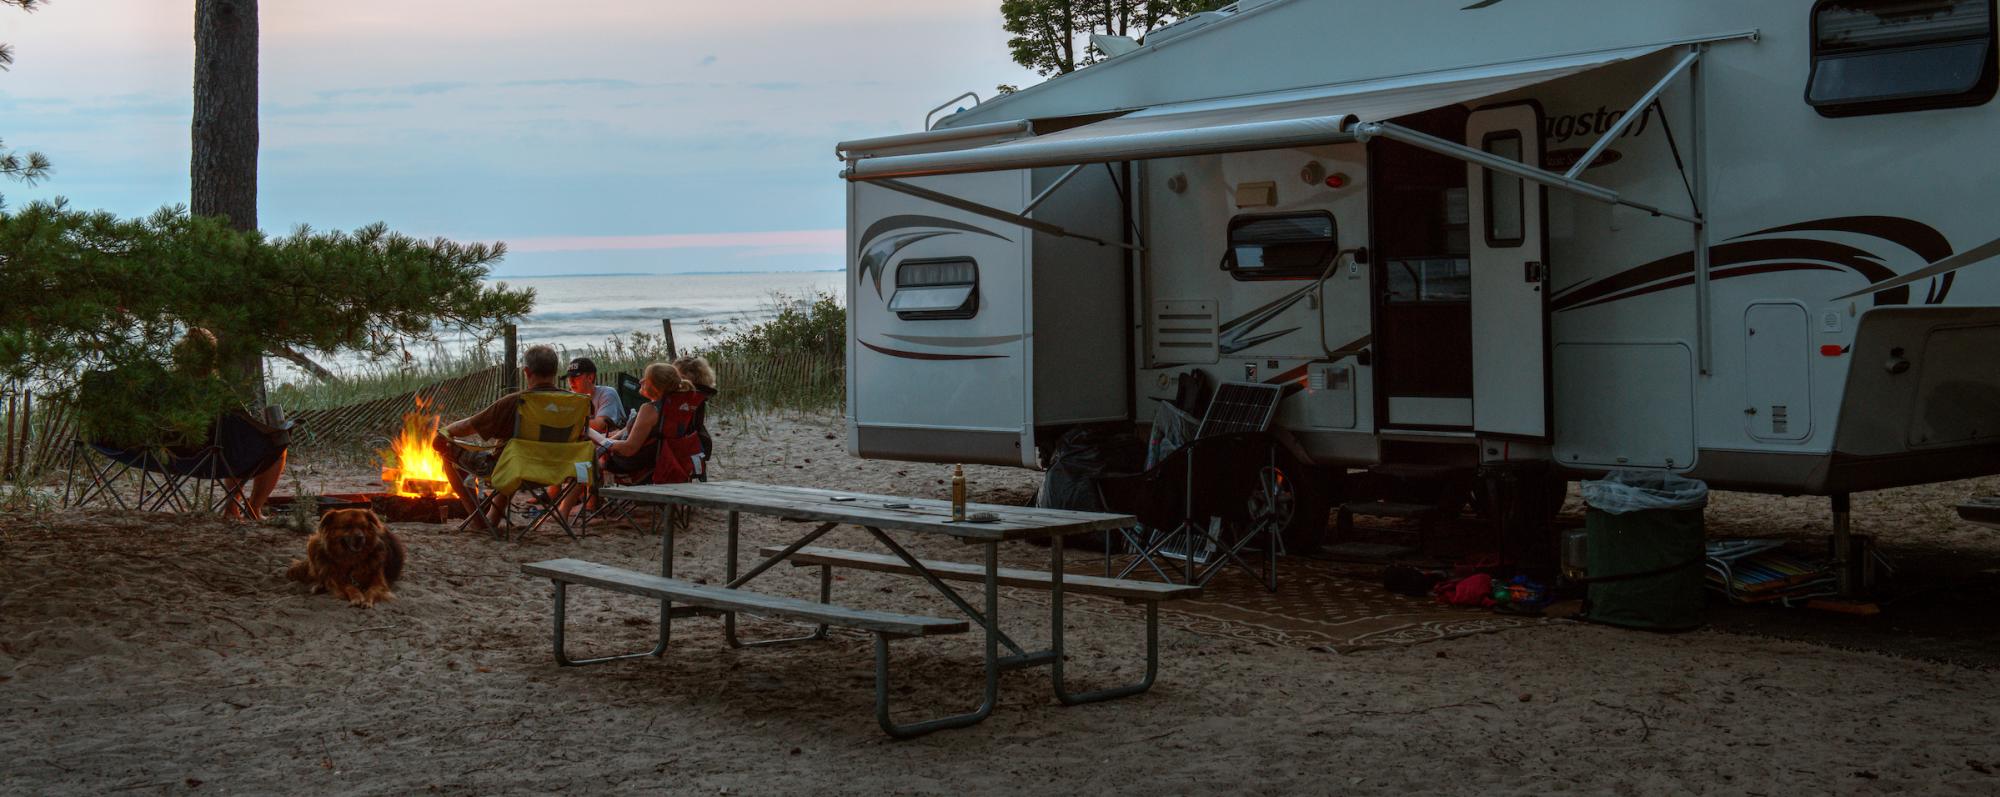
left=1196, top=382, right=1283, bottom=438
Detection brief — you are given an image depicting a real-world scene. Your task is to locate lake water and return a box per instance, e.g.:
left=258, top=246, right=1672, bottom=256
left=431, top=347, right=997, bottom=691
left=271, top=271, right=846, bottom=383
left=502, top=271, right=845, bottom=353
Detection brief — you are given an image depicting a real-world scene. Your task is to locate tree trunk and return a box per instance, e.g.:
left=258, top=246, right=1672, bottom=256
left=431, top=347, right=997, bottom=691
left=192, top=0, right=264, bottom=403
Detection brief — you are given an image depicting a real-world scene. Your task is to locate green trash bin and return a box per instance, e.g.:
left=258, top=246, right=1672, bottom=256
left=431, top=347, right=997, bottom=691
left=1579, top=471, right=1709, bottom=631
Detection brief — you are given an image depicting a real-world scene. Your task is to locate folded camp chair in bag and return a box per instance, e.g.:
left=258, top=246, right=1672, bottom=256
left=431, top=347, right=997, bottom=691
left=64, top=410, right=294, bottom=516
left=454, top=390, right=596, bottom=542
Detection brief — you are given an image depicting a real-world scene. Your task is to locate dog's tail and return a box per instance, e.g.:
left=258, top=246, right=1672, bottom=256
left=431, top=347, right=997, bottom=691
left=382, top=530, right=407, bottom=586
left=284, top=558, right=313, bottom=583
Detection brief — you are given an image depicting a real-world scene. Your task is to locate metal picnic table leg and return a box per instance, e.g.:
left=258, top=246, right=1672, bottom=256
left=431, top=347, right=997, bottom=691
left=862, top=527, right=1030, bottom=658
left=875, top=541, right=1001, bottom=739
left=724, top=510, right=832, bottom=648
left=1050, top=532, right=1160, bottom=706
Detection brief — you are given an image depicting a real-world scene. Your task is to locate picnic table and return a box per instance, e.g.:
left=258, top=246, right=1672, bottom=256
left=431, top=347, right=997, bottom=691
left=520, top=480, right=1198, bottom=738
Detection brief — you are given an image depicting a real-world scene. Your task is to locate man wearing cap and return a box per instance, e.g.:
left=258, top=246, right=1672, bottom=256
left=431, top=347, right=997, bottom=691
left=564, top=357, right=628, bottom=433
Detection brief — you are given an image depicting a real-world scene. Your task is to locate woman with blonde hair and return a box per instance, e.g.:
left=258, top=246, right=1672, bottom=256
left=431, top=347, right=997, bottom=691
left=563, top=362, right=688, bottom=521
left=672, top=355, right=719, bottom=467
left=589, top=362, right=688, bottom=478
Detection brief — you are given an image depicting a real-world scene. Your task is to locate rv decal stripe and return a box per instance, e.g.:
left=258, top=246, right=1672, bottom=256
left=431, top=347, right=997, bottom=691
left=1554, top=237, right=1907, bottom=312
left=1745, top=216, right=1953, bottom=263
left=1563, top=263, right=1843, bottom=313
left=855, top=214, right=1010, bottom=258
left=884, top=333, right=1026, bottom=347
left=859, top=340, right=1008, bottom=361
left=1831, top=235, right=2000, bottom=302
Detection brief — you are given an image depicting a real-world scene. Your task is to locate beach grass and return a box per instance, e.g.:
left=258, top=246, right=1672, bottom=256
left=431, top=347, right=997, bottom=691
left=270, top=290, right=846, bottom=425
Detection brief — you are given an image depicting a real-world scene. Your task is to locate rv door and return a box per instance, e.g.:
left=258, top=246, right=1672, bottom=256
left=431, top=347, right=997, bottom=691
left=1466, top=104, right=1551, bottom=441
left=847, top=171, right=1035, bottom=467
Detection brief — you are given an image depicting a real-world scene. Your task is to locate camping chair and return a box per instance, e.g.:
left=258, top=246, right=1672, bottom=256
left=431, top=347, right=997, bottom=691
left=452, top=390, right=596, bottom=542
left=63, top=410, right=294, bottom=516
left=1097, top=382, right=1294, bottom=592
left=577, top=388, right=710, bottom=532
left=614, top=372, right=646, bottom=419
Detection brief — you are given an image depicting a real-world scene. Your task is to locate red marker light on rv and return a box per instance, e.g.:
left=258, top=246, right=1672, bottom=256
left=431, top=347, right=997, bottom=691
left=1821, top=345, right=1846, bottom=357
left=1325, top=172, right=1350, bottom=189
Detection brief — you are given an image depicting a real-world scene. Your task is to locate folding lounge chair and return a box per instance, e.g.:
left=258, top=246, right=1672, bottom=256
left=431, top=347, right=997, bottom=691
left=452, top=390, right=596, bottom=542
left=1096, top=383, right=1296, bottom=592
left=64, top=410, right=294, bottom=516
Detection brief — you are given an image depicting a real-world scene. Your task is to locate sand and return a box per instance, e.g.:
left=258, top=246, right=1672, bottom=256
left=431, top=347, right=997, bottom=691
left=4, top=412, right=2000, bottom=795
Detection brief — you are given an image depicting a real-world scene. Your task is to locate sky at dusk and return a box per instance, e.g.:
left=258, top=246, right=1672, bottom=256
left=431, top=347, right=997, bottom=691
left=0, top=1, right=1041, bottom=276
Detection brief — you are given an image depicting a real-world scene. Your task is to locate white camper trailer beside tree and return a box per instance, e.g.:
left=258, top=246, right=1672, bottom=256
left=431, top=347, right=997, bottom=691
left=837, top=0, right=2000, bottom=564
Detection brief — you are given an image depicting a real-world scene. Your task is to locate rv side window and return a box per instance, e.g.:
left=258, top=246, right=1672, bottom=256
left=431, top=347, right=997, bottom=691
left=1809, top=0, right=1997, bottom=116
left=889, top=258, right=978, bottom=320
left=1221, top=212, right=1338, bottom=281
left=1481, top=131, right=1526, bottom=248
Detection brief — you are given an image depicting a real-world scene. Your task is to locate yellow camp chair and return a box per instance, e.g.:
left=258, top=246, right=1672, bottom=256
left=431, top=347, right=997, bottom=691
left=462, top=389, right=596, bottom=542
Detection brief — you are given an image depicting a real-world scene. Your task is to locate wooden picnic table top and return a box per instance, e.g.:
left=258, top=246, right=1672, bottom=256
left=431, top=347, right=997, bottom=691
left=600, top=480, right=1135, bottom=542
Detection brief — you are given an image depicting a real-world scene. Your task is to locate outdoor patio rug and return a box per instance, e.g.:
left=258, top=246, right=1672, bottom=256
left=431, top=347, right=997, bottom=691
left=1035, top=554, right=1552, bottom=654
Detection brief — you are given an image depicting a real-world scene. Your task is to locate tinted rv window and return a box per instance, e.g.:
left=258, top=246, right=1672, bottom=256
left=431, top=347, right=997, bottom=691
left=1481, top=131, right=1526, bottom=248
left=1222, top=212, right=1338, bottom=281
left=1810, top=0, right=1997, bottom=116
left=889, top=258, right=978, bottom=320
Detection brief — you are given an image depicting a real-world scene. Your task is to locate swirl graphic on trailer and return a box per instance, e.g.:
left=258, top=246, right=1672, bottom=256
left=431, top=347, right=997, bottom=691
left=853, top=215, right=1015, bottom=361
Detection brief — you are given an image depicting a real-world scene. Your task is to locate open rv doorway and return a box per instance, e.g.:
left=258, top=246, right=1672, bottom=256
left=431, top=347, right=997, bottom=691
left=1369, top=106, right=1476, bottom=433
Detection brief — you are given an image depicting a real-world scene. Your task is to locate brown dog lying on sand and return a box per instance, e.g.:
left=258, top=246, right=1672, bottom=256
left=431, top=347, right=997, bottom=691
left=286, top=508, right=406, bottom=608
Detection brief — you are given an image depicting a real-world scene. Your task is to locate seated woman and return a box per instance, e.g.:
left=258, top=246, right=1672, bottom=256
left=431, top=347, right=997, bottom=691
left=593, top=362, right=689, bottom=478
left=557, top=363, right=686, bottom=520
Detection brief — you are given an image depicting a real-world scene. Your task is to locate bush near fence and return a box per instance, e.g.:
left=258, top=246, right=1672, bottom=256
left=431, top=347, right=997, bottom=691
left=4, top=291, right=848, bottom=488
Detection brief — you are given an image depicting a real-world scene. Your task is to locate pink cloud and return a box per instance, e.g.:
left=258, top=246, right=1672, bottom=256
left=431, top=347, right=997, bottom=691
left=505, top=228, right=843, bottom=253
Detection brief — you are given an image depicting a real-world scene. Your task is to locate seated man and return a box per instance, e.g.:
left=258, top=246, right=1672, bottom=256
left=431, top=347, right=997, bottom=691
left=435, top=344, right=570, bottom=529
left=565, top=357, right=627, bottom=434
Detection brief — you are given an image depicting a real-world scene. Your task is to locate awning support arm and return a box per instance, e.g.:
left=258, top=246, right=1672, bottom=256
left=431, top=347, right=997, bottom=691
left=1566, top=48, right=1702, bottom=180
left=1351, top=122, right=1702, bottom=226
left=1022, top=164, right=1086, bottom=216
left=871, top=177, right=1144, bottom=252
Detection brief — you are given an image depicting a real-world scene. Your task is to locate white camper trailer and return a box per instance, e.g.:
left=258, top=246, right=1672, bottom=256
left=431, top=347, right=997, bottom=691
left=837, top=0, right=2000, bottom=546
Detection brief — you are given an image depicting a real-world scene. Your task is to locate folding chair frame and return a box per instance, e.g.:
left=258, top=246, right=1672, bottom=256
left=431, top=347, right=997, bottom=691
left=62, top=440, right=254, bottom=517
left=1109, top=437, right=1289, bottom=593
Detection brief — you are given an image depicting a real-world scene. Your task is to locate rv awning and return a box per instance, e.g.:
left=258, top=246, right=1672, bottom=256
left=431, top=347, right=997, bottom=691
left=842, top=42, right=1680, bottom=181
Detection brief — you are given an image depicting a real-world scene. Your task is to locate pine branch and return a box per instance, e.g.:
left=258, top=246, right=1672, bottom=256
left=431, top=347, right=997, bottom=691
left=265, top=343, right=339, bottom=383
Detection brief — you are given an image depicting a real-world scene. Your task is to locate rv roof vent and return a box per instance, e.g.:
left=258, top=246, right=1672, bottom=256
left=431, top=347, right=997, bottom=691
left=1143, top=11, right=1230, bottom=47
left=1150, top=299, right=1220, bottom=366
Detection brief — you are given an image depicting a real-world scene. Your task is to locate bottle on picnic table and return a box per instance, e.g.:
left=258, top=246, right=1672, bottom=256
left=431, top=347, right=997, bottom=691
left=951, top=464, right=967, bottom=521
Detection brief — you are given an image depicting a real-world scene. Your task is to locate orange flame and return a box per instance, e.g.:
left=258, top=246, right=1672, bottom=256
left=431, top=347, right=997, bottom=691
left=380, top=396, right=455, bottom=498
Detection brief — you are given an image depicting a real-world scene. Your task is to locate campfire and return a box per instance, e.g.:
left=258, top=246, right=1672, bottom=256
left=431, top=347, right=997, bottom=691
left=380, top=398, right=456, bottom=499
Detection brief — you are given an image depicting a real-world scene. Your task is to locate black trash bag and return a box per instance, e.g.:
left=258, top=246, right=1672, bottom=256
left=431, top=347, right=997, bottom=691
left=1035, top=425, right=1144, bottom=552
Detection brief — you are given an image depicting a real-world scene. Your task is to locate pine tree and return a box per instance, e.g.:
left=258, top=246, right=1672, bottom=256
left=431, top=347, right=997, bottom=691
left=1, top=0, right=52, bottom=200
left=0, top=202, right=535, bottom=445
left=1001, top=1, right=1224, bottom=77
left=192, top=0, right=266, bottom=400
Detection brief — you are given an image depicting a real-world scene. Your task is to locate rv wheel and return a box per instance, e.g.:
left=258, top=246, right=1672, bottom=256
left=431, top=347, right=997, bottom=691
left=1246, top=466, right=1297, bottom=528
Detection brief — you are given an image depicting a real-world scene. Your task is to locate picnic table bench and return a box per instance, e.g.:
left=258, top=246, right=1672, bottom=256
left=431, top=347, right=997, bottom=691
left=521, top=480, right=1197, bottom=739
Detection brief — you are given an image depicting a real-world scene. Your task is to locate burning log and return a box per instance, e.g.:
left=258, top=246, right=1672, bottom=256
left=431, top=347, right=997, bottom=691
left=380, top=397, right=458, bottom=500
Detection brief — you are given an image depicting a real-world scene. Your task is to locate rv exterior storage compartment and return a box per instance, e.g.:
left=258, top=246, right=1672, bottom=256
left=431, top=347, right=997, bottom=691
left=845, top=163, right=1127, bottom=468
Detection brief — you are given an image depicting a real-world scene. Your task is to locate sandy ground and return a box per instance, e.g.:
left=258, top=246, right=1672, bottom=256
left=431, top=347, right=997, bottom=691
left=5, top=412, right=2000, bottom=795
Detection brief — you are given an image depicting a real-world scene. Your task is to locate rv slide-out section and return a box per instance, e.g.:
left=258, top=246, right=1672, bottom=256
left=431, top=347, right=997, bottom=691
left=845, top=167, right=1126, bottom=467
